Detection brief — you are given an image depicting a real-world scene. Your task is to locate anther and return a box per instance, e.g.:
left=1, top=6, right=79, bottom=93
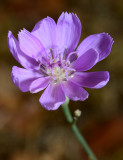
left=50, top=48, right=54, bottom=59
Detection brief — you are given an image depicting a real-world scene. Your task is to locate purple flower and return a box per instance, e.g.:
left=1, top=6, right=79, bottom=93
left=7, top=12, right=113, bottom=110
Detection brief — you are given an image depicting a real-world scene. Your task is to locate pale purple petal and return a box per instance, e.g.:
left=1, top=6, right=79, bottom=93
left=32, top=17, right=57, bottom=52
left=71, top=71, right=109, bottom=89
left=7, top=31, right=39, bottom=69
left=62, top=81, right=89, bottom=101
left=71, top=49, right=98, bottom=71
left=11, top=66, right=43, bottom=92
left=39, top=84, right=66, bottom=110
left=77, top=33, right=114, bottom=62
left=30, top=77, right=50, bottom=93
left=57, top=12, right=81, bottom=54
left=18, top=28, right=47, bottom=60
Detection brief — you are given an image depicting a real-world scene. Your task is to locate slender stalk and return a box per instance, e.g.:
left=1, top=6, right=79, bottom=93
left=62, top=97, right=97, bottom=160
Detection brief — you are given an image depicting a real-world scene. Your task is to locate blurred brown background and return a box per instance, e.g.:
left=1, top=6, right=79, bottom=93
left=0, top=0, right=123, bottom=160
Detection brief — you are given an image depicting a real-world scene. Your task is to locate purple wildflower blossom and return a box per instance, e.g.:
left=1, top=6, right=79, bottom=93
left=7, top=12, right=113, bottom=110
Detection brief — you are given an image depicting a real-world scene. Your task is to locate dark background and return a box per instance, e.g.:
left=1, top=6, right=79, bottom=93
left=0, top=0, right=123, bottom=159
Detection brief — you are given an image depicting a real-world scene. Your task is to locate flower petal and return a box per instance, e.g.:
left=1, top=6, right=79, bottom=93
left=11, top=66, right=43, bottom=92
left=18, top=28, right=47, bottom=60
left=71, top=49, right=98, bottom=71
left=7, top=31, right=39, bottom=69
left=30, top=77, right=50, bottom=93
left=71, top=71, right=109, bottom=89
left=77, top=33, right=114, bottom=62
left=62, top=81, right=89, bottom=101
left=32, top=17, right=57, bottom=52
left=39, top=84, right=65, bottom=110
left=57, top=12, right=81, bottom=54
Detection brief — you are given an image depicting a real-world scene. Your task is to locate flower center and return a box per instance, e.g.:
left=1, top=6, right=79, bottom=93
left=39, top=48, right=76, bottom=84
left=53, top=66, right=66, bottom=81
left=46, top=64, right=75, bottom=84
left=46, top=65, right=68, bottom=83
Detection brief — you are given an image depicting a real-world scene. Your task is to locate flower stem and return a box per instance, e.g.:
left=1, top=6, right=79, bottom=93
left=61, top=97, right=97, bottom=160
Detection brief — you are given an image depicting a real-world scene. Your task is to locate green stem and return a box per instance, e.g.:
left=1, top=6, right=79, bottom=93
left=62, top=97, right=97, bottom=160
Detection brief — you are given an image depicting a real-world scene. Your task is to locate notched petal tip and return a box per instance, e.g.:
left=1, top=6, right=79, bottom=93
left=102, top=32, right=114, bottom=43
left=18, top=28, right=30, bottom=37
left=100, top=33, right=114, bottom=61
left=60, top=12, right=79, bottom=21
left=77, top=32, right=114, bottom=62
left=18, top=28, right=46, bottom=59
